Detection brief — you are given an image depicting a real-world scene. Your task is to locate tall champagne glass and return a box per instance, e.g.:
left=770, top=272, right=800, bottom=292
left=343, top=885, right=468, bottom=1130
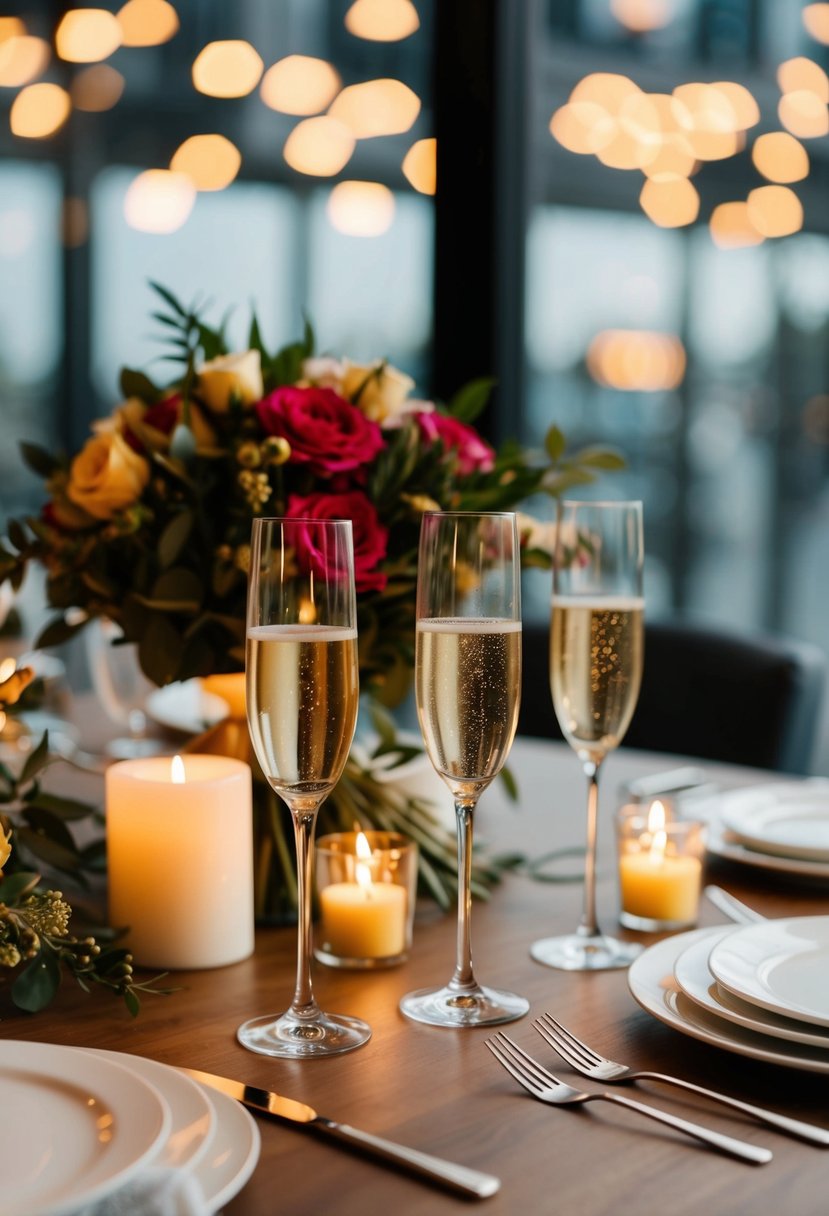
left=400, top=512, right=528, bottom=1027
left=531, top=500, right=645, bottom=971
left=238, top=517, right=371, bottom=1057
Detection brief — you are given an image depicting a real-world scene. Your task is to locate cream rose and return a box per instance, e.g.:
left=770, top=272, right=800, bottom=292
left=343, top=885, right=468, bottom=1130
left=300, top=356, right=346, bottom=392
left=341, top=359, right=416, bottom=425
left=67, top=431, right=151, bottom=520
left=516, top=512, right=578, bottom=556
left=197, top=349, right=263, bottom=413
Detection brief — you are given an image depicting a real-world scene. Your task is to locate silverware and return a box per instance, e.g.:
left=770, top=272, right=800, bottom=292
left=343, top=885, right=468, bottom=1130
left=703, top=884, right=767, bottom=926
left=486, top=1033, right=771, bottom=1164
left=182, top=1066, right=500, bottom=1199
left=534, top=1013, right=829, bottom=1146
left=622, top=766, right=717, bottom=803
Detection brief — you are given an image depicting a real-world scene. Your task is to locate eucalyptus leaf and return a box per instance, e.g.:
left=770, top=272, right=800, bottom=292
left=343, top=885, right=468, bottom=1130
left=448, top=376, right=496, bottom=423
left=20, top=732, right=50, bottom=785
left=20, top=442, right=61, bottom=479
left=545, top=425, right=567, bottom=463
left=11, top=947, right=61, bottom=1012
left=36, top=614, right=89, bottom=649
left=0, top=870, right=41, bottom=902
left=138, top=615, right=183, bottom=686
left=16, top=826, right=80, bottom=871
left=158, top=511, right=194, bottom=569
left=119, top=367, right=160, bottom=402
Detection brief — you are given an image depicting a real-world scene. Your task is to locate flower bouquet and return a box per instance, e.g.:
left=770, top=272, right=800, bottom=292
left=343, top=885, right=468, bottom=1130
left=0, top=284, right=622, bottom=919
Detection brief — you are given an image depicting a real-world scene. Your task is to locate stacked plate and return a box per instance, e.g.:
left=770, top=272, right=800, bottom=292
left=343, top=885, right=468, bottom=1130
left=0, top=1041, right=260, bottom=1216
left=702, top=781, right=829, bottom=881
left=628, top=916, right=829, bottom=1074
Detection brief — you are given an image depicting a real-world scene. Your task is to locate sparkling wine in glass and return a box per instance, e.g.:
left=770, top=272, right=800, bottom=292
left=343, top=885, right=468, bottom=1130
left=531, top=500, right=645, bottom=971
left=237, top=517, right=371, bottom=1057
left=399, top=511, right=529, bottom=1027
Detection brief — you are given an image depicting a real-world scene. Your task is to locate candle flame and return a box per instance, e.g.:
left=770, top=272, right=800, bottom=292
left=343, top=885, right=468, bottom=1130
left=355, top=830, right=373, bottom=893
left=646, top=800, right=666, bottom=833
left=171, top=754, right=186, bottom=784
left=647, top=800, right=667, bottom=865
left=0, top=658, right=16, bottom=682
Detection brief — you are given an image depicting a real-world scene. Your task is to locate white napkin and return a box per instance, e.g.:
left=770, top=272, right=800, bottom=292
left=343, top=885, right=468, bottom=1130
left=78, top=1167, right=208, bottom=1216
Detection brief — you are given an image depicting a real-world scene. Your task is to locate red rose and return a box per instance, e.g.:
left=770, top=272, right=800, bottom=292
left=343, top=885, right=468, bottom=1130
left=257, top=386, right=384, bottom=475
left=142, top=394, right=181, bottom=435
left=286, top=490, right=389, bottom=593
left=416, top=411, right=495, bottom=476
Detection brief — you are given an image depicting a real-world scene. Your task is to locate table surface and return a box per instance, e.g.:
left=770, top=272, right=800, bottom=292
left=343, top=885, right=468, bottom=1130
left=5, top=732, right=829, bottom=1216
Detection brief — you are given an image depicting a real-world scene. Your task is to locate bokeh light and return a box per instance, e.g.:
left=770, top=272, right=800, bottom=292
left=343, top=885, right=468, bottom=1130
left=344, top=0, right=420, bottom=42
left=192, top=41, right=263, bottom=99
left=0, top=18, right=25, bottom=43
left=329, top=78, right=421, bottom=138
left=778, top=90, right=829, bottom=138
left=402, top=137, right=436, bottom=194
left=639, top=177, right=699, bottom=227
left=124, top=169, right=196, bottom=234
left=0, top=36, right=50, bottom=87
left=117, top=0, right=179, bottom=48
left=283, top=116, right=355, bottom=176
left=260, top=55, right=340, bottom=116
left=752, top=132, right=809, bottom=184
left=803, top=3, right=829, bottom=44
left=170, top=134, right=241, bottom=191
left=327, top=181, right=395, bottom=236
left=10, top=82, right=71, bottom=139
left=747, top=185, right=804, bottom=238
left=62, top=197, right=89, bottom=248
left=609, top=0, right=672, bottom=32
left=56, top=9, right=121, bottom=64
left=709, top=202, right=764, bottom=249
left=777, top=57, right=829, bottom=101
left=587, top=330, right=686, bottom=391
left=71, top=64, right=124, bottom=112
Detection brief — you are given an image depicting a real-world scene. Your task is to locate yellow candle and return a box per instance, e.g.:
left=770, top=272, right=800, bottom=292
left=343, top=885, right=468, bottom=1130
left=319, top=881, right=407, bottom=959
left=200, top=672, right=246, bottom=719
left=619, top=852, right=702, bottom=924
left=106, top=754, right=254, bottom=970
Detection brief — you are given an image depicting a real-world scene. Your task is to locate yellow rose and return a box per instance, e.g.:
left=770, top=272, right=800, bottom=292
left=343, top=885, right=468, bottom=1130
left=197, top=349, right=263, bottom=414
left=341, top=359, right=416, bottom=425
left=67, top=431, right=151, bottom=521
left=0, top=830, right=11, bottom=874
left=300, top=356, right=346, bottom=392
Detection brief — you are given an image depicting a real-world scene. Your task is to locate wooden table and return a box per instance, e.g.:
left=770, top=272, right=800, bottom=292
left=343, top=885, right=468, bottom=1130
left=6, top=736, right=829, bottom=1215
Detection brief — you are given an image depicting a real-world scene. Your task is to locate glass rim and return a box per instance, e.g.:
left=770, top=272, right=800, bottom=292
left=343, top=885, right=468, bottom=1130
left=421, top=510, right=517, bottom=519
left=559, top=499, right=643, bottom=510
left=251, top=516, right=354, bottom=527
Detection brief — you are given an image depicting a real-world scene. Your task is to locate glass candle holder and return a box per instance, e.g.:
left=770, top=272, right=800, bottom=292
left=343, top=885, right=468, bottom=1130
left=315, top=831, right=417, bottom=969
left=616, top=800, right=706, bottom=932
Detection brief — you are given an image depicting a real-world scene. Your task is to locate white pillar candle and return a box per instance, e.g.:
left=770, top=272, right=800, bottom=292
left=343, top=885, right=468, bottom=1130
left=106, top=754, right=254, bottom=970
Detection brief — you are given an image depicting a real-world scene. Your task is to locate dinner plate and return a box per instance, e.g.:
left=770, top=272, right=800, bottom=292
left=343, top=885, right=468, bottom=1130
left=719, top=782, right=829, bottom=863
left=187, top=1077, right=261, bottom=1212
left=700, top=798, right=829, bottom=882
left=708, top=916, right=829, bottom=1028
left=628, top=928, right=829, bottom=1074
left=0, top=1040, right=171, bottom=1216
left=145, top=679, right=230, bottom=735
left=673, top=929, right=829, bottom=1048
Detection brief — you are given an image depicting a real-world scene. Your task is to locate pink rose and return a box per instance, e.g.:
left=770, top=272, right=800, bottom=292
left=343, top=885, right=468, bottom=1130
left=286, top=490, right=389, bottom=593
left=257, top=386, right=384, bottom=475
left=416, top=411, right=495, bottom=476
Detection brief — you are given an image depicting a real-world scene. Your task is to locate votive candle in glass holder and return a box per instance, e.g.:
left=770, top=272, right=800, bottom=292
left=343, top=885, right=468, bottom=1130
left=616, top=799, right=706, bottom=931
left=315, top=831, right=417, bottom=968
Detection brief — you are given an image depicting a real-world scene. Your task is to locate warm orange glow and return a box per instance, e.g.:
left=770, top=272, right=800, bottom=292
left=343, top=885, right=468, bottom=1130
left=260, top=55, right=340, bottom=115
left=642, top=131, right=696, bottom=180
left=329, top=78, right=420, bottom=138
left=402, top=137, right=436, bottom=194
left=803, top=3, right=829, bottom=43
left=344, top=0, right=420, bottom=41
left=673, top=82, right=738, bottom=132
left=62, top=197, right=89, bottom=248
left=747, top=185, right=804, bottom=238
left=587, top=330, right=686, bottom=392
left=778, top=90, right=829, bottom=137
left=619, top=92, right=696, bottom=177
left=192, top=40, right=263, bottom=98
left=283, top=116, right=355, bottom=176
left=117, top=0, right=179, bottom=48
left=752, top=132, right=809, bottom=183
left=711, top=81, right=760, bottom=129
left=71, top=64, right=124, bottom=111
left=777, top=57, right=829, bottom=101
left=124, top=169, right=196, bottom=234
left=327, top=181, right=395, bottom=237
left=596, top=125, right=656, bottom=170
left=640, top=177, right=699, bottom=227
left=709, top=202, right=764, bottom=249
left=549, top=101, right=616, bottom=154
left=0, top=18, right=25, bottom=43
left=570, top=73, right=640, bottom=115
left=688, top=127, right=743, bottom=161
left=0, top=36, right=50, bottom=87
left=56, top=9, right=121, bottom=63
left=10, top=82, right=71, bottom=139
left=610, top=0, right=671, bottom=31
left=171, top=134, right=241, bottom=191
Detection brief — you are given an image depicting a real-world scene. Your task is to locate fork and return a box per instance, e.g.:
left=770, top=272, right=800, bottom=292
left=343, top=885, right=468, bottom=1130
left=534, top=1014, right=829, bottom=1146
left=485, top=1033, right=771, bottom=1164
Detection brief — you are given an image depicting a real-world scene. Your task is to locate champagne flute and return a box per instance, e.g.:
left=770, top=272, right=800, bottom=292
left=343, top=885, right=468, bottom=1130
left=237, top=517, right=371, bottom=1057
left=531, top=500, right=645, bottom=971
left=400, top=511, right=528, bottom=1027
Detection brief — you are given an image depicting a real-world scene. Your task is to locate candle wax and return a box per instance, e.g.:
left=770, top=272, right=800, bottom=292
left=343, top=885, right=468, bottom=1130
left=619, top=852, right=702, bottom=924
left=319, top=882, right=407, bottom=959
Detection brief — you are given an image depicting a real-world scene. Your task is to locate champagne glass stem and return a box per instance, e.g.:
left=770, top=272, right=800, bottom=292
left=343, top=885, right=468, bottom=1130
left=451, top=800, right=477, bottom=990
left=578, top=761, right=602, bottom=939
left=289, top=802, right=322, bottom=1020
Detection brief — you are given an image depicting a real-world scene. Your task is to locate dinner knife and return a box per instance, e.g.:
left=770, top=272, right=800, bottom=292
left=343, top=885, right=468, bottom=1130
left=181, top=1067, right=501, bottom=1199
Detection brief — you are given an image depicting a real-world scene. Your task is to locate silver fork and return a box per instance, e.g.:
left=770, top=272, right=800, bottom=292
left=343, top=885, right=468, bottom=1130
left=534, top=1014, right=829, bottom=1146
left=485, top=1033, right=771, bottom=1164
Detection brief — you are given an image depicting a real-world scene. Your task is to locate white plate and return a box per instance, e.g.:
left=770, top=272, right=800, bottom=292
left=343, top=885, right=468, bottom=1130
left=720, top=782, right=829, bottom=863
left=700, top=795, right=829, bottom=882
left=185, top=1077, right=261, bottom=1212
left=673, top=929, right=829, bottom=1048
left=628, top=928, right=829, bottom=1075
left=0, top=1041, right=171, bottom=1216
left=82, top=1050, right=214, bottom=1172
left=708, top=916, right=829, bottom=1028
left=145, top=680, right=230, bottom=735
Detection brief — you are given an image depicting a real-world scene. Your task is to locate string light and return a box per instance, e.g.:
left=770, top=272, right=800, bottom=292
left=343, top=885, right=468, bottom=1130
left=56, top=9, right=121, bottom=64
left=752, top=132, right=809, bottom=184
left=747, top=185, right=803, bottom=238
left=327, top=181, right=395, bottom=236
left=124, top=169, right=196, bottom=234
left=329, top=79, right=420, bottom=138
left=192, top=41, right=263, bottom=99
left=10, top=82, right=71, bottom=138
left=402, top=137, right=436, bottom=194
left=344, top=0, right=420, bottom=42
left=170, top=134, right=241, bottom=191
left=609, top=0, right=672, bottom=32
left=260, top=55, right=340, bottom=115
left=0, top=36, right=50, bottom=87
left=803, top=3, right=829, bottom=43
left=283, top=116, right=355, bottom=176
left=709, top=202, right=764, bottom=249
left=639, top=177, right=699, bottom=227
left=778, top=90, right=829, bottom=138
left=71, top=64, right=124, bottom=112
left=587, top=330, right=686, bottom=391
left=117, top=0, right=179, bottom=48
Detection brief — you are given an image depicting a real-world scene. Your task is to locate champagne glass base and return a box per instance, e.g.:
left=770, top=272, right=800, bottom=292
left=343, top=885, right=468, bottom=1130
left=530, top=933, right=643, bottom=972
left=399, top=983, right=529, bottom=1028
left=237, top=1010, right=372, bottom=1058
